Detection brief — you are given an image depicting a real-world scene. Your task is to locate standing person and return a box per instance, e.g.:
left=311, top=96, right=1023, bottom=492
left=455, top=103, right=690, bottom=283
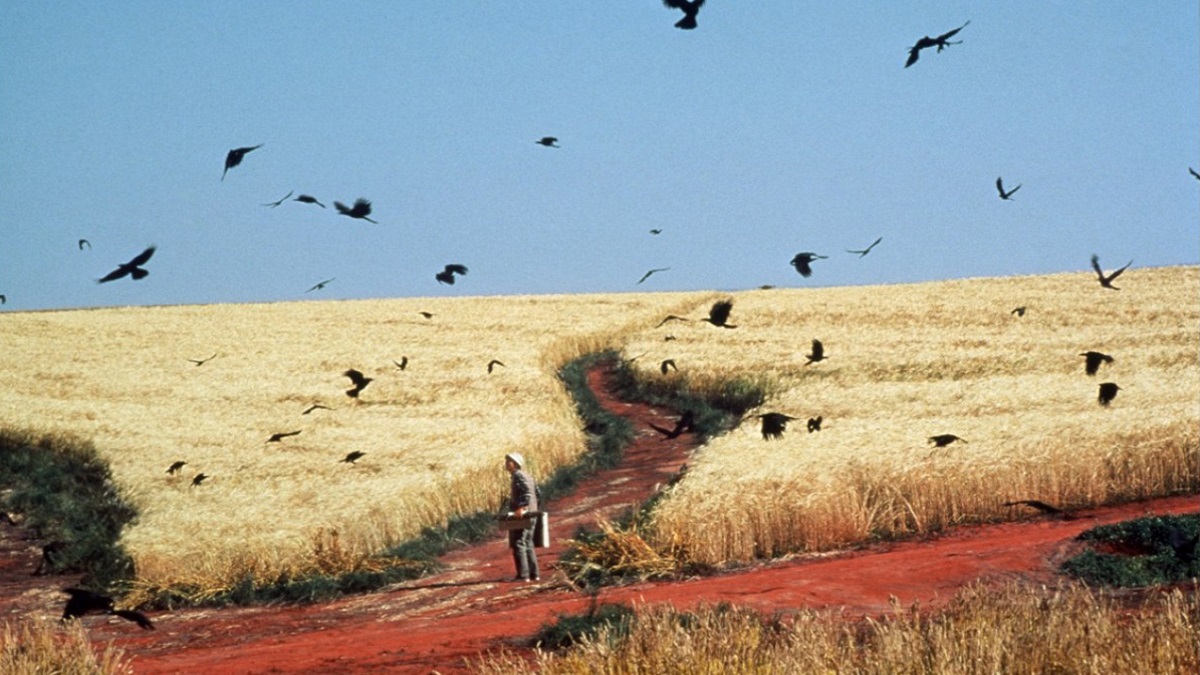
left=504, top=452, right=540, bottom=582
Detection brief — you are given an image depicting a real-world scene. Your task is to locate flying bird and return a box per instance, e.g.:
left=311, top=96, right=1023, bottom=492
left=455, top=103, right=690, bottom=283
left=535, top=136, right=560, bottom=147
left=805, top=339, right=825, bottom=365
left=1097, top=382, right=1121, bottom=406
left=1002, top=499, right=1065, bottom=516
left=638, top=267, right=670, bottom=285
left=334, top=198, right=378, bottom=223
left=0, top=295, right=5, bottom=305
left=187, top=353, right=218, bottom=366
left=263, top=190, right=294, bottom=207
left=61, top=588, right=155, bottom=630
left=649, top=410, right=695, bottom=439
left=343, top=369, right=373, bottom=398
left=790, top=252, right=828, bottom=278
left=393, top=357, right=408, bottom=371
left=78, top=239, right=91, bottom=250
left=267, top=430, right=302, bottom=443
left=97, top=246, right=156, bottom=283
left=1011, top=306, right=1027, bottom=317
left=191, top=473, right=208, bottom=486
left=807, top=416, right=823, bottom=433
left=996, top=177, right=1021, bottom=200
left=846, top=237, right=882, bottom=258
left=703, top=299, right=736, bottom=328
left=905, top=20, right=970, bottom=68
left=419, top=311, right=434, bottom=319
left=294, top=194, right=326, bottom=208
left=928, top=434, right=966, bottom=447
left=656, top=314, right=690, bottom=328
left=755, top=412, right=798, bottom=441
left=436, top=264, right=468, bottom=285
left=662, top=0, right=705, bottom=30
left=302, top=403, right=332, bottom=415
left=649, top=228, right=663, bottom=235
left=307, top=277, right=336, bottom=293
left=1080, top=351, right=1113, bottom=376
left=1190, top=167, right=1200, bottom=181
left=166, top=461, right=187, bottom=475
left=487, top=359, right=506, bottom=374
left=222, top=144, right=262, bottom=180
left=341, top=451, right=366, bottom=465
left=1090, top=254, right=1132, bottom=290
left=660, top=358, right=677, bottom=375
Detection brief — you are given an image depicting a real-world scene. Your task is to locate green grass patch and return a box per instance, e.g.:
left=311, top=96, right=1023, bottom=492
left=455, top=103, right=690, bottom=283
left=534, top=602, right=637, bottom=650
left=1060, top=513, right=1199, bottom=587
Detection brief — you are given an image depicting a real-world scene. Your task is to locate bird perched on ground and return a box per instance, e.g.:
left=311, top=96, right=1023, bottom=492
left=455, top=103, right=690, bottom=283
left=1090, top=254, right=1132, bottom=290
left=61, top=588, right=154, bottom=629
left=662, top=0, right=705, bottom=30
left=97, top=246, right=156, bottom=283
left=307, top=277, right=335, bottom=293
left=649, top=410, right=695, bottom=439
left=341, top=451, right=366, bottom=465
left=928, top=434, right=966, bottom=447
left=703, top=299, right=737, bottom=328
left=187, top=353, right=218, bottom=366
left=638, top=267, right=670, bottom=284
left=334, top=198, right=378, bottom=223
left=755, top=412, right=798, bottom=440
left=996, top=177, right=1021, bottom=200
left=905, top=20, right=970, bottom=67
left=263, top=190, right=294, bottom=207
left=302, top=403, right=332, bottom=415
left=393, top=357, right=408, bottom=371
left=191, top=473, right=208, bottom=486
left=1011, top=306, right=1027, bottom=317
left=535, top=136, right=560, bottom=147
left=790, top=252, right=828, bottom=278
left=267, top=430, right=301, bottom=443
left=487, top=359, right=506, bottom=374
left=436, top=264, right=468, bottom=285
left=166, top=461, right=187, bottom=475
left=78, top=239, right=91, bottom=250
left=1097, top=382, right=1121, bottom=406
left=660, top=358, right=677, bottom=375
left=294, top=194, right=326, bottom=208
left=846, top=237, right=882, bottom=258
left=222, top=144, right=262, bottom=180
left=1080, top=351, right=1113, bottom=376
left=1002, top=499, right=1065, bottom=516
left=343, top=369, right=373, bottom=398
left=807, top=416, right=823, bottom=433
left=805, top=339, right=825, bottom=365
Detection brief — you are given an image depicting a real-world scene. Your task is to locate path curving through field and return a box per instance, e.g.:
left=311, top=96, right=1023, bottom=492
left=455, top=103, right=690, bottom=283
left=5, top=364, right=1197, bottom=674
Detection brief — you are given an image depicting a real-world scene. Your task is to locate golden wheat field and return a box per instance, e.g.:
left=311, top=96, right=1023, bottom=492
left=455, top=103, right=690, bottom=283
left=0, top=266, right=1196, bottom=596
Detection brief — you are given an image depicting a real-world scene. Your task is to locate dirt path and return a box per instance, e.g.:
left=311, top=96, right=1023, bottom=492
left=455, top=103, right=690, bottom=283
left=5, top=365, right=1197, bottom=674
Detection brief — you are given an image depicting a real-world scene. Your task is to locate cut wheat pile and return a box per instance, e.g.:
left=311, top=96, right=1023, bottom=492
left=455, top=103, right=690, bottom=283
left=621, top=266, right=1199, bottom=564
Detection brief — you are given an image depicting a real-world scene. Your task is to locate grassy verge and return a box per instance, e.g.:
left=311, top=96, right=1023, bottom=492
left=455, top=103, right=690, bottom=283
left=1061, top=513, right=1199, bottom=587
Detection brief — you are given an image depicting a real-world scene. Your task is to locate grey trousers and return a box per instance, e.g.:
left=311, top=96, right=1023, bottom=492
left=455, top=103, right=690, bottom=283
left=508, top=524, right=539, bottom=580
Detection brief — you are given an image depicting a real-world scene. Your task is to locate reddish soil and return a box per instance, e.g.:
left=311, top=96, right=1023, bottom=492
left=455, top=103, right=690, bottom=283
left=3, top=364, right=1197, bottom=674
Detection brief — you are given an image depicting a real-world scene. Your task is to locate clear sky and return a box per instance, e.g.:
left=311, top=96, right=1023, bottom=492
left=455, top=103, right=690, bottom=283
left=2, top=2, right=1197, bottom=311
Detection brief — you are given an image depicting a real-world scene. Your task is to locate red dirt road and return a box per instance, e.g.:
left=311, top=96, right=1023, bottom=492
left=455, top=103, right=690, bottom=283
left=4, top=365, right=1197, bottom=674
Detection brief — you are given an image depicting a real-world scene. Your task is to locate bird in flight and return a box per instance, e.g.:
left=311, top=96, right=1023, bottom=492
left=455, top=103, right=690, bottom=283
left=703, top=299, right=737, bottom=328
left=294, top=194, right=326, bottom=208
left=649, top=228, right=663, bottom=235
left=418, top=311, right=434, bottom=319
left=341, top=451, right=366, bottom=465
left=166, top=460, right=187, bottom=475
left=487, top=359, right=506, bottom=374
left=191, top=473, right=208, bottom=487
left=1090, top=254, right=1131, bottom=290
left=1190, top=167, right=1200, bottom=181
left=807, top=416, right=823, bottom=433
left=0, top=295, right=5, bottom=305
left=663, top=0, right=705, bottom=30
left=393, top=357, right=408, bottom=371
left=187, top=352, right=218, bottom=366
left=846, top=237, right=882, bottom=258
left=302, top=403, right=332, bottom=415
left=1080, top=351, right=1113, bottom=376
left=805, top=339, right=825, bottom=366
left=1011, top=306, right=1027, bottom=317
left=267, top=430, right=302, bottom=443
left=1097, top=382, right=1121, bottom=406
left=222, top=144, right=263, bottom=180
left=343, top=369, right=373, bottom=398
left=78, top=238, right=92, bottom=250
left=334, top=198, right=378, bottom=223
left=660, top=358, right=677, bottom=375
left=436, top=264, right=468, bottom=285
left=535, top=136, right=560, bottom=148
left=996, top=177, right=1021, bottom=200
left=649, top=410, right=695, bottom=439
left=638, top=267, right=670, bottom=284
left=307, top=277, right=336, bottom=293
left=905, top=20, right=970, bottom=68
left=262, top=190, right=294, bottom=207
left=1002, top=499, right=1066, bottom=516
left=790, top=252, right=828, bottom=277
left=97, top=246, right=156, bottom=283
left=61, top=588, right=154, bottom=630
left=656, top=314, right=690, bottom=328
left=755, top=412, right=798, bottom=441
left=928, top=434, right=966, bottom=447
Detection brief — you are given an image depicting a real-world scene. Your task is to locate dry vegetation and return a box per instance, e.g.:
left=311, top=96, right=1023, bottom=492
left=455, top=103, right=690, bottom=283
left=474, top=583, right=1199, bottom=674
left=0, top=618, right=132, bottom=675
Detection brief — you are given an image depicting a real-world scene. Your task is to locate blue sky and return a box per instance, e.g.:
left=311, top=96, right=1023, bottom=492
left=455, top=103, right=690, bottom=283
left=2, top=2, right=1197, bottom=311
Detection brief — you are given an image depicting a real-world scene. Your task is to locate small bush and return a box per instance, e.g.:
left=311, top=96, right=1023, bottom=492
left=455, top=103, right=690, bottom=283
left=534, top=602, right=636, bottom=651
left=1061, top=513, right=1199, bottom=587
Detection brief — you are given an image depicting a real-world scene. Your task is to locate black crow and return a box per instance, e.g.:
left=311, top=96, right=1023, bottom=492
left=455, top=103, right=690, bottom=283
left=1011, top=306, right=1027, bottom=317
left=536, top=136, right=560, bottom=147
left=905, top=21, right=970, bottom=68
left=1003, top=499, right=1064, bottom=515
left=419, top=311, right=434, bottom=319
left=1080, top=351, right=1113, bottom=376
left=807, top=416, right=822, bottom=433
left=703, top=299, right=736, bottom=328
left=638, top=267, right=670, bottom=284
left=649, top=228, right=663, bottom=235
left=97, top=246, right=155, bottom=283
left=436, top=264, right=468, bottom=285
left=790, top=252, right=828, bottom=278
left=1097, top=382, right=1121, bottom=406
left=187, top=353, right=218, bottom=366
left=341, top=451, right=366, bottom=465
left=78, top=238, right=91, bottom=250
left=334, top=198, right=378, bottom=223
left=166, top=460, right=187, bottom=475
left=1091, top=254, right=1132, bottom=290
left=805, top=339, right=825, bottom=365
left=663, top=0, right=705, bottom=30
left=267, top=430, right=301, bottom=443
left=394, top=357, right=408, bottom=371
left=263, top=190, right=294, bottom=207
left=61, top=588, right=155, bottom=629
left=487, top=359, right=506, bottom=374
left=846, top=237, right=882, bottom=257
left=0, top=295, right=5, bottom=305
left=294, top=194, right=326, bottom=208
left=222, top=144, right=262, bottom=180
left=656, top=314, right=690, bottom=327
left=307, top=277, right=336, bottom=293
left=302, top=403, right=332, bottom=415
left=344, top=369, right=373, bottom=398
left=996, top=177, right=1021, bottom=200
left=1190, top=167, right=1200, bottom=181
left=191, top=473, right=208, bottom=486
left=928, top=434, right=966, bottom=447
left=660, top=358, right=677, bottom=375
left=649, top=410, right=695, bottom=439
left=756, top=412, right=797, bottom=440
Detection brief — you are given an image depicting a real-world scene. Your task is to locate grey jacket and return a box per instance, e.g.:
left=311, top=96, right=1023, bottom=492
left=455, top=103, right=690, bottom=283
left=509, top=469, right=538, bottom=512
